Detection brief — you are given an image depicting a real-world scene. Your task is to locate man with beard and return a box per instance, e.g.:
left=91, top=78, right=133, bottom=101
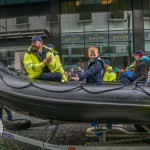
left=23, top=35, right=67, bottom=82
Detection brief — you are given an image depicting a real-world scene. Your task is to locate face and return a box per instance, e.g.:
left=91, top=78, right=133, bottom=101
left=133, top=54, right=140, bottom=60
left=104, top=63, right=108, bottom=69
left=70, top=68, right=74, bottom=72
left=118, top=68, right=124, bottom=73
left=89, top=53, right=98, bottom=61
left=31, top=40, right=42, bottom=50
left=77, top=67, right=81, bottom=71
left=88, top=47, right=99, bottom=61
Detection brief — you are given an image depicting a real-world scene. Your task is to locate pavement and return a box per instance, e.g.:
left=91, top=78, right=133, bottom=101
left=0, top=110, right=150, bottom=149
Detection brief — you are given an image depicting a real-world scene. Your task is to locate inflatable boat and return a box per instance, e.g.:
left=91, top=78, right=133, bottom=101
left=0, top=67, right=150, bottom=124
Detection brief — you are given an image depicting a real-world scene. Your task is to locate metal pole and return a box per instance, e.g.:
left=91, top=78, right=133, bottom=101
left=127, top=12, right=131, bottom=64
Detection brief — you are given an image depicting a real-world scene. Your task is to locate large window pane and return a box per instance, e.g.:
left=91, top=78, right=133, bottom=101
left=143, top=0, right=150, bottom=55
left=0, top=0, right=51, bottom=32
left=61, top=0, right=133, bottom=70
left=108, top=0, right=132, bottom=31
left=0, top=0, right=51, bottom=67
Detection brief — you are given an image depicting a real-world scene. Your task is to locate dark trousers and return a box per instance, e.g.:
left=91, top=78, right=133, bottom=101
left=119, top=74, right=133, bottom=84
left=0, top=106, right=13, bottom=120
left=36, top=72, right=62, bottom=82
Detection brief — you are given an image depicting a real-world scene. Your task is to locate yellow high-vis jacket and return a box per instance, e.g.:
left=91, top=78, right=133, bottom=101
left=23, top=45, right=67, bottom=82
left=103, top=66, right=116, bottom=82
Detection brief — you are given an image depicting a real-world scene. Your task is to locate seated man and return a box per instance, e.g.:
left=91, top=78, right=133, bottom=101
left=103, top=59, right=116, bottom=82
left=23, top=35, right=67, bottom=82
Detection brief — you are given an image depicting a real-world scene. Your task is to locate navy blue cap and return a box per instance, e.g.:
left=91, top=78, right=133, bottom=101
left=118, top=66, right=123, bottom=69
left=47, top=44, right=55, bottom=49
left=103, top=59, right=110, bottom=65
left=133, top=50, right=144, bottom=55
left=31, top=35, right=43, bottom=42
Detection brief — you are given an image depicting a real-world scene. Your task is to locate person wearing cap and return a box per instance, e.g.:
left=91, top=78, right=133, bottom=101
left=47, top=44, right=55, bottom=49
left=102, top=59, right=116, bottom=82
left=132, top=50, right=150, bottom=82
left=72, top=46, right=103, bottom=83
left=23, top=35, right=67, bottom=82
left=118, top=66, right=134, bottom=84
left=46, top=43, right=67, bottom=82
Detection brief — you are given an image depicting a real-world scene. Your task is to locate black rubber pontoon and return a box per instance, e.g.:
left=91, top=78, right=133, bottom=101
left=0, top=68, right=150, bottom=124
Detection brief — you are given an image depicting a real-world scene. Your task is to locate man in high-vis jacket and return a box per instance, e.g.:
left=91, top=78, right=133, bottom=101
left=23, top=35, right=67, bottom=82
left=102, top=59, right=116, bottom=82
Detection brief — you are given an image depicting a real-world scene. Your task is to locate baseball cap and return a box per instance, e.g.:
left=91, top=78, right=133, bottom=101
left=103, top=59, right=110, bottom=65
left=47, top=44, right=55, bottom=49
left=31, top=35, right=43, bottom=42
left=118, top=66, right=124, bottom=69
left=132, top=50, right=144, bottom=55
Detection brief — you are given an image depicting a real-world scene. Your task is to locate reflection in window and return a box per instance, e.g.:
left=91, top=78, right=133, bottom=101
left=78, top=13, right=92, bottom=21
left=16, top=17, right=29, bottom=25
left=61, top=0, right=133, bottom=68
left=45, top=15, right=50, bottom=23
left=144, top=0, right=150, bottom=55
left=46, top=14, right=59, bottom=24
left=109, top=11, right=124, bottom=19
left=143, top=0, right=150, bottom=18
left=103, top=46, right=116, bottom=54
left=0, top=0, right=5, bottom=5
left=6, top=0, right=49, bottom=4
left=143, top=10, right=150, bottom=19
left=6, top=0, right=26, bottom=4
left=28, top=0, right=48, bottom=3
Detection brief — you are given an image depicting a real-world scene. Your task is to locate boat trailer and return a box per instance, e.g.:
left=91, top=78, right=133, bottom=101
left=1, top=120, right=150, bottom=150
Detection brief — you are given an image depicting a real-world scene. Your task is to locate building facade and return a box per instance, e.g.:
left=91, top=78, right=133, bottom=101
left=0, top=0, right=149, bottom=71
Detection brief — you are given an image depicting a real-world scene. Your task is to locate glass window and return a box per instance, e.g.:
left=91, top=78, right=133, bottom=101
left=61, top=0, right=133, bottom=70
left=16, top=17, right=29, bottom=25
left=6, top=0, right=48, bottom=4
left=108, top=0, right=132, bottom=31
left=28, top=0, right=48, bottom=2
left=2, top=0, right=50, bottom=32
left=6, top=0, right=27, bottom=4
left=143, top=0, right=150, bottom=55
left=0, top=0, right=5, bottom=5
left=0, top=0, right=51, bottom=67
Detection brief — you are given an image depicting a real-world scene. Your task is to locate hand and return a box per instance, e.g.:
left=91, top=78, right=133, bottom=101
left=43, top=57, right=52, bottom=64
left=43, top=58, right=48, bottom=64
left=72, top=77, right=79, bottom=81
left=46, top=56, right=52, bottom=63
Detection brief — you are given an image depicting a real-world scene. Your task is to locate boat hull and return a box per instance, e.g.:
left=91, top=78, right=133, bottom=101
left=0, top=68, right=150, bottom=124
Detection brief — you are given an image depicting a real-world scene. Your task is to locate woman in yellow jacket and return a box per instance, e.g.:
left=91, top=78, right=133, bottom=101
left=103, top=59, right=116, bottom=82
left=23, top=35, right=67, bottom=82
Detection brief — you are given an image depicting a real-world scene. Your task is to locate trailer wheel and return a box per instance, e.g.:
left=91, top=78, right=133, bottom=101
left=134, top=124, right=150, bottom=132
left=4, top=119, right=31, bottom=130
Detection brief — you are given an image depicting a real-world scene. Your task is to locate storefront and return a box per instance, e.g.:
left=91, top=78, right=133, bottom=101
left=0, top=0, right=148, bottom=71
